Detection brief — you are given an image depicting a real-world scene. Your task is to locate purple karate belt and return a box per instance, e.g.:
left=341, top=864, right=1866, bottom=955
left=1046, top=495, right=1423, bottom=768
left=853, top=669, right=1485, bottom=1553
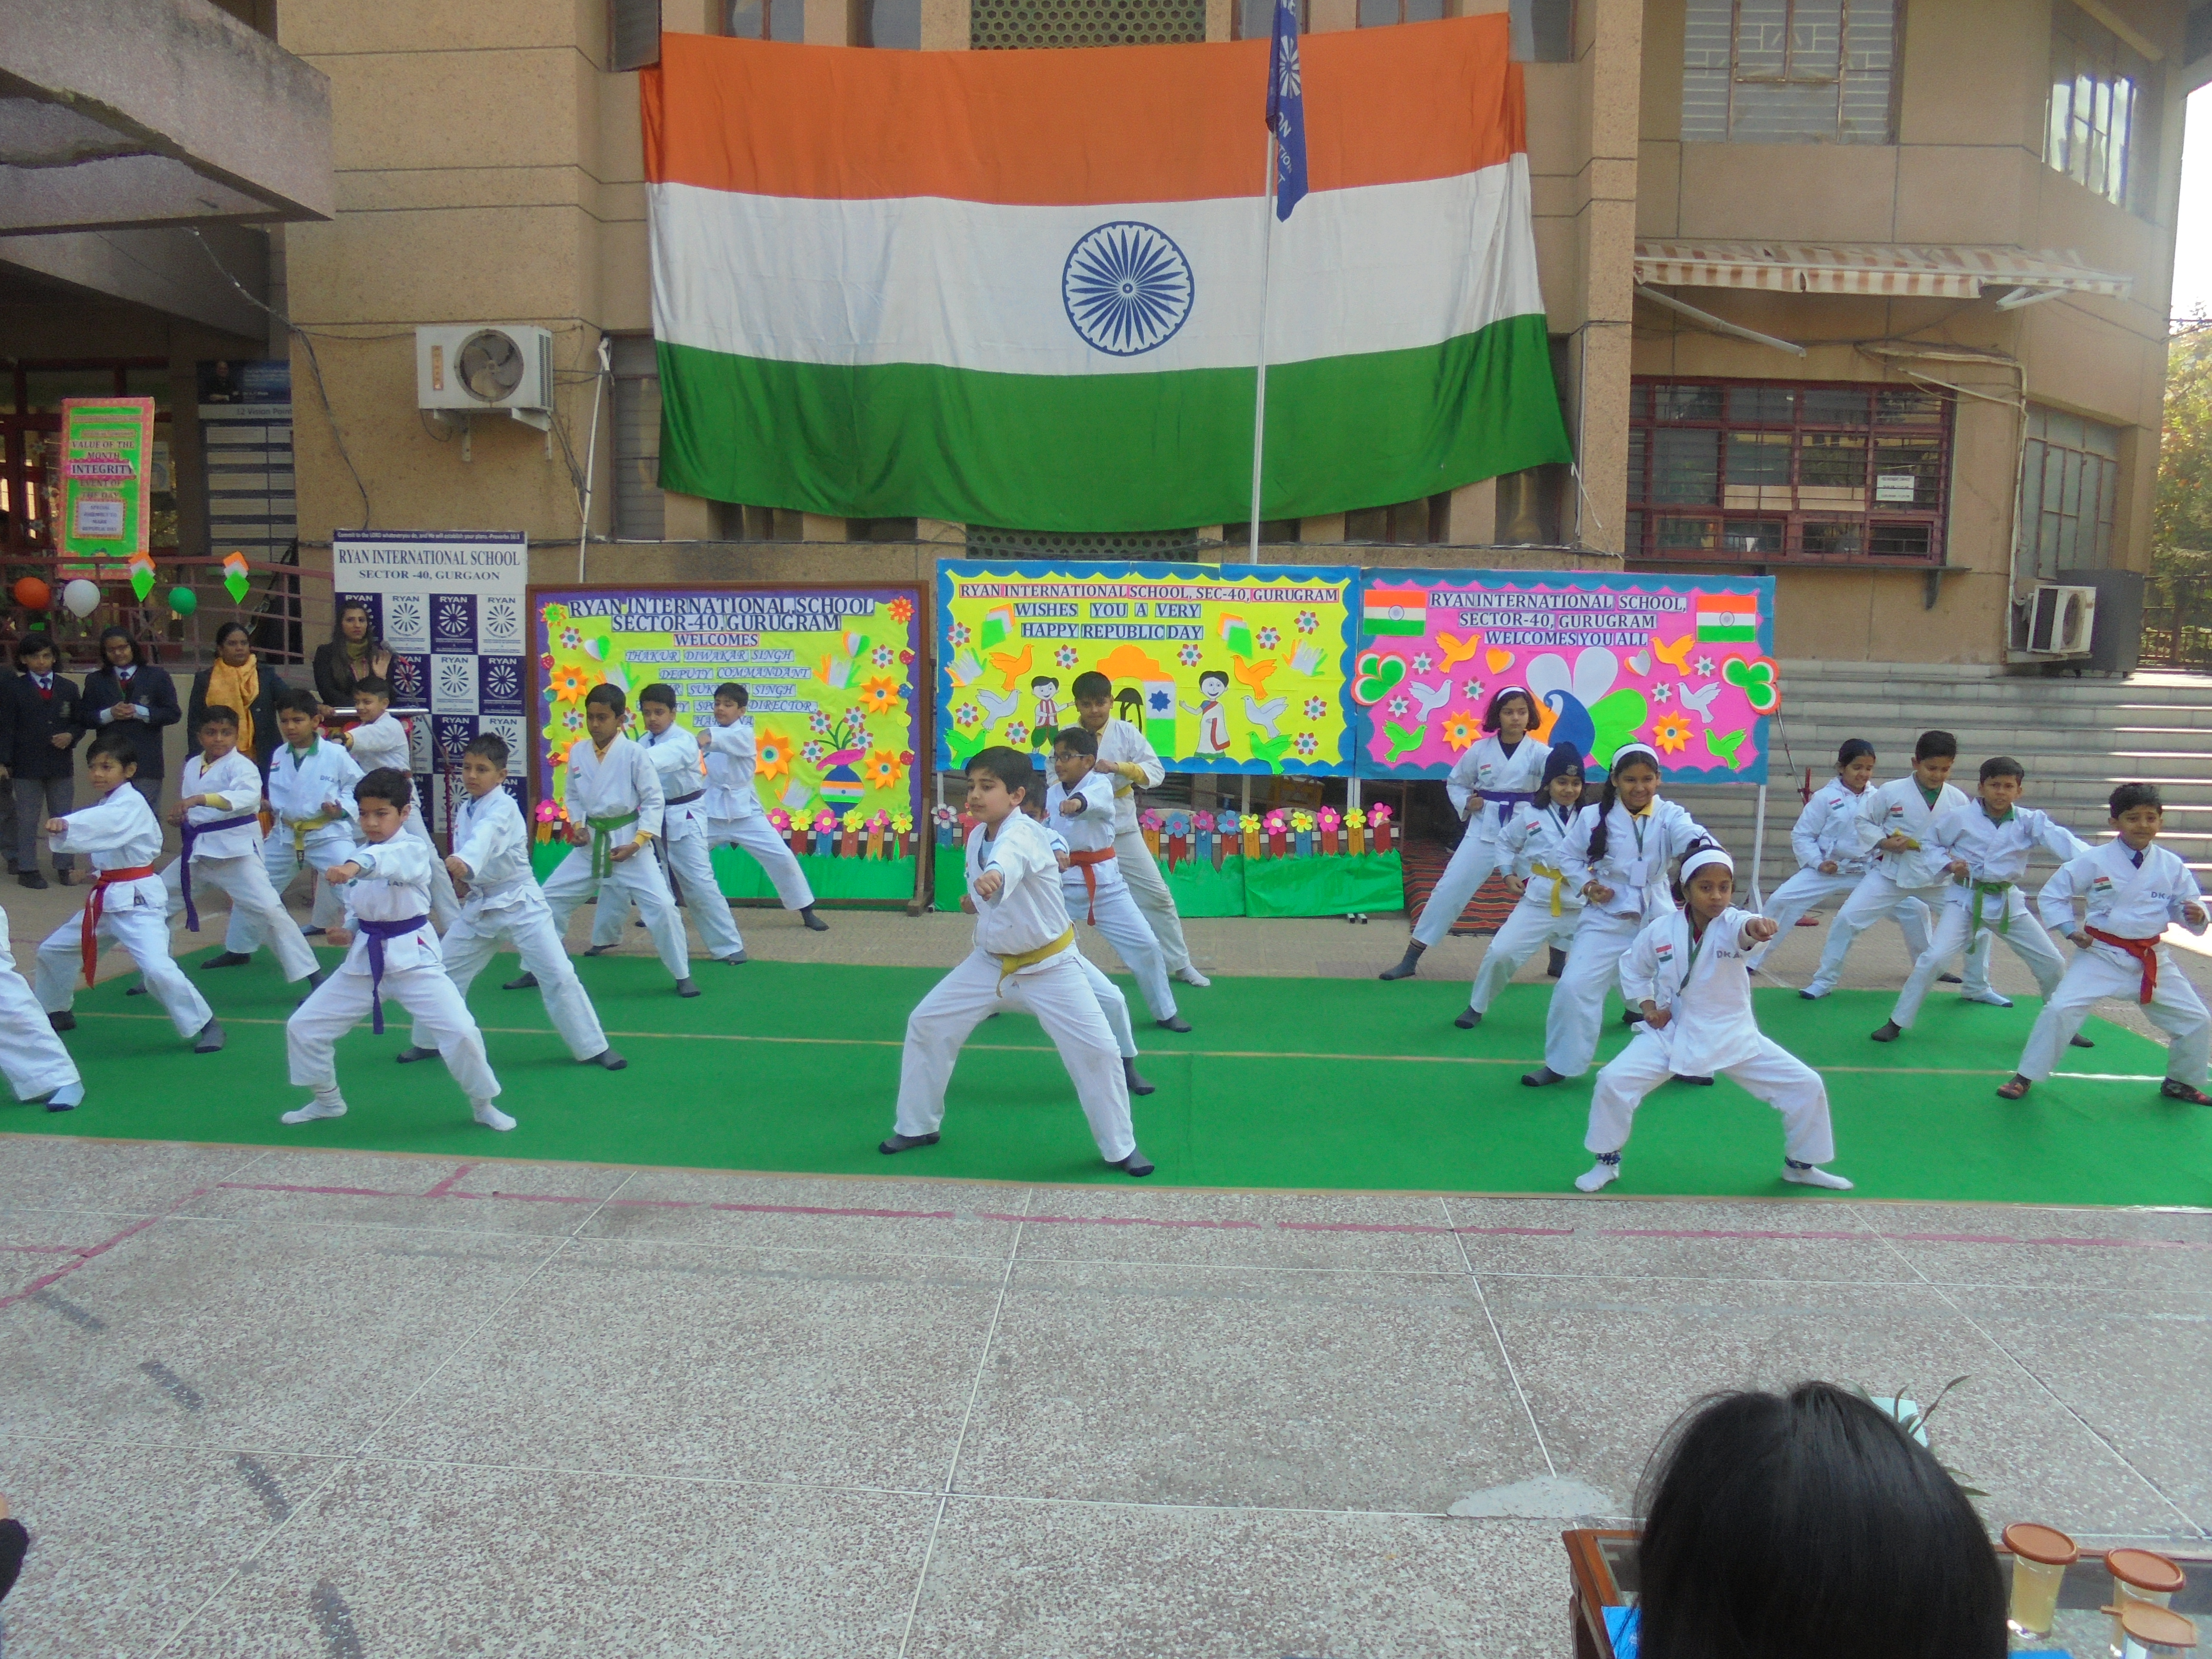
left=356, top=913, right=430, bottom=1035
left=1478, top=788, right=1535, bottom=825
left=177, top=814, right=260, bottom=931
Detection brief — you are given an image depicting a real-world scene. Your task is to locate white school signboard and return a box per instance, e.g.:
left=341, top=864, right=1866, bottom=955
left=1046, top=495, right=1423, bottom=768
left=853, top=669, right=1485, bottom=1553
left=330, top=530, right=530, bottom=831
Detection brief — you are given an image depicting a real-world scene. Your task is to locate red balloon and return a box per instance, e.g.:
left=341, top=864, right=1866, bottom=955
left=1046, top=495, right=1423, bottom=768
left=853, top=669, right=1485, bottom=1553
left=12, top=577, right=50, bottom=611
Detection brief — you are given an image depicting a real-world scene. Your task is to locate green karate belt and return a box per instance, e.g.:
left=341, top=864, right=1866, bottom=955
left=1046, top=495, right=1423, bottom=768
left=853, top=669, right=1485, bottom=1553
left=1968, top=878, right=2013, bottom=935
left=587, top=810, right=641, bottom=879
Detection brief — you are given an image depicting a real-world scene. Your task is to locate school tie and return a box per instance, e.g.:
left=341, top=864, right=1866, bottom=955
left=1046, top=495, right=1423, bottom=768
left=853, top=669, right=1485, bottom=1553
left=2132, top=849, right=2144, bottom=868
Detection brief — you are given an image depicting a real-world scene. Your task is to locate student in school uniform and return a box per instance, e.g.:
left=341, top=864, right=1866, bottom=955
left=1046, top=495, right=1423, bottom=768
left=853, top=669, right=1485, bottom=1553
left=1021, top=790, right=1155, bottom=1098
left=332, top=676, right=459, bottom=929
left=1524, top=742, right=1711, bottom=1088
left=1872, top=756, right=2094, bottom=1046
left=587, top=682, right=747, bottom=966
left=700, top=681, right=829, bottom=932
left=1800, top=730, right=1999, bottom=1004
left=538, top=683, right=696, bottom=995
left=881, top=745, right=1149, bottom=1175
left=1577, top=842, right=1852, bottom=1194
left=160, top=705, right=324, bottom=989
left=1070, top=671, right=1207, bottom=987
left=0, top=899, right=82, bottom=1110
left=397, top=733, right=624, bottom=1073
left=280, top=767, right=511, bottom=1131
left=0, top=635, right=84, bottom=890
left=1382, top=687, right=1551, bottom=982
left=1047, top=725, right=1189, bottom=1031
left=79, top=626, right=180, bottom=818
left=1460, top=742, right=1585, bottom=1030
left=2000, top=782, right=2212, bottom=1106
left=34, top=730, right=224, bottom=1054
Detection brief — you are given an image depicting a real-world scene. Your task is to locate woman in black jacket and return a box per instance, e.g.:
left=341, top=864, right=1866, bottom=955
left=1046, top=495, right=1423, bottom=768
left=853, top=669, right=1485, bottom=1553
left=186, top=622, right=287, bottom=773
left=313, top=600, right=395, bottom=714
left=81, top=626, right=181, bottom=814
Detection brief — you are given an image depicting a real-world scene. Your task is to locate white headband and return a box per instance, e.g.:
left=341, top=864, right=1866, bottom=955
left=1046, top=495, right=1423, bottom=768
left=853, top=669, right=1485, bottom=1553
left=1680, top=846, right=1735, bottom=882
left=1610, top=741, right=1662, bottom=772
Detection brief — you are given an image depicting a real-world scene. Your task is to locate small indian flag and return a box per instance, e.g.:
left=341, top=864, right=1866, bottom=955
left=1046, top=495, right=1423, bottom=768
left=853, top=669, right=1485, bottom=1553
left=978, top=604, right=1016, bottom=650
left=1364, top=586, right=1428, bottom=637
left=1695, top=592, right=1758, bottom=643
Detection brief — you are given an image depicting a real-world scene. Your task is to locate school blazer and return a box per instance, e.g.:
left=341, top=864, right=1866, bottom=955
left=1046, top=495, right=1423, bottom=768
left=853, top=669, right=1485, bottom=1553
left=0, top=671, right=83, bottom=781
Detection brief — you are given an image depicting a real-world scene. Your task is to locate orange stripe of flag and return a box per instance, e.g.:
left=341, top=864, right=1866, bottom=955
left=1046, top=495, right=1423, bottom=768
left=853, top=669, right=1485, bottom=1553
left=643, top=18, right=1521, bottom=206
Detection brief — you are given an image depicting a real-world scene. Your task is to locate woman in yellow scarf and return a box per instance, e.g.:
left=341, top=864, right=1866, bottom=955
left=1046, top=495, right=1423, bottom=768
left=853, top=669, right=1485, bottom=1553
left=187, top=622, right=289, bottom=771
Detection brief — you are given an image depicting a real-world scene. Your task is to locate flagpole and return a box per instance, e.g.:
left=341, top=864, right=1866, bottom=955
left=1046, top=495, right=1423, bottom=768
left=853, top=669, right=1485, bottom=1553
left=1247, top=132, right=1277, bottom=564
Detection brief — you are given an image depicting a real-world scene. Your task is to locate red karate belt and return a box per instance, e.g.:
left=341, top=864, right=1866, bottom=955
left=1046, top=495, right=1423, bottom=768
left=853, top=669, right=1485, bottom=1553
left=81, top=865, right=158, bottom=988
left=2085, top=925, right=2161, bottom=1005
left=1066, top=847, right=1116, bottom=924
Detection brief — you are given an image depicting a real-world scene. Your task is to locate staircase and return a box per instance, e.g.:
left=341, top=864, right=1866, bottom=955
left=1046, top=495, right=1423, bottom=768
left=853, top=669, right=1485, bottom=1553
left=1668, top=661, right=2212, bottom=891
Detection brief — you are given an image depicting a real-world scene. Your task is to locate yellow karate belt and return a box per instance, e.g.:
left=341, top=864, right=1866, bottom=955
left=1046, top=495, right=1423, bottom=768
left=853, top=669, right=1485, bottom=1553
left=289, top=814, right=336, bottom=857
left=995, top=925, right=1075, bottom=992
left=587, top=810, right=641, bottom=880
left=1531, top=862, right=1568, bottom=918
left=1967, top=878, right=2013, bottom=936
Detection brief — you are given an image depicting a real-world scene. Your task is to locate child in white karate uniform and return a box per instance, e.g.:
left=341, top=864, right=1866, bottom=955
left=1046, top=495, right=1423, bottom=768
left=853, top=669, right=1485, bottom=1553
left=398, top=733, right=623, bottom=1072
left=0, top=900, right=81, bottom=1109
left=334, top=675, right=458, bottom=929
left=588, top=683, right=747, bottom=965
left=1874, top=755, right=2093, bottom=1045
left=1021, top=792, right=1155, bottom=1098
left=1525, top=743, right=1711, bottom=1088
left=1047, top=726, right=1188, bottom=1031
left=701, top=681, right=828, bottom=931
left=2001, top=782, right=2212, bottom=1106
left=225, top=688, right=362, bottom=954
left=1579, top=842, right=1850, bottom=1194
left=1070, top=671, right=1204, bottom=986
left=282, top=767, right=510, bottom=1131
left=1384, top=687, right=1551, bottom=981
left=1462, top=742, right=1584, bottom=1030
left=540, top=683, right=696, bottom=995
left=1749, top=740, right=1938, bottom=975
left=35, top=731, right=223, bottom=1054
left=882, top=745, right=1147, bottom=1175
left=1802, top=730, right=1996, bottom=1003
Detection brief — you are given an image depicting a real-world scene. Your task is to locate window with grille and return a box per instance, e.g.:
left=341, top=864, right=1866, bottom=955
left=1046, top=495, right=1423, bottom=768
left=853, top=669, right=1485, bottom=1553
left=2018, top=406, right=2120, bottom=580
left=966, top=527, right=1204, bottom=556
left=2045, top=0, right=2159, bottom=216
left=1625, top=379, right=1953, bottom=567
left=609, top=337, right=664, bottom=542
left=726, top=0, right=803, bottom=40
left=1680, top=0, right=1899, bottom=143
left=972, top=0, right=1204, bottom=49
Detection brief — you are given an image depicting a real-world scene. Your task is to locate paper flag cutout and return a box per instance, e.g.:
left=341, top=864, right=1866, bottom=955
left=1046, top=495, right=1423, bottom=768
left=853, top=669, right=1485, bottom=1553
left=221, top=551, right=250, bottom=605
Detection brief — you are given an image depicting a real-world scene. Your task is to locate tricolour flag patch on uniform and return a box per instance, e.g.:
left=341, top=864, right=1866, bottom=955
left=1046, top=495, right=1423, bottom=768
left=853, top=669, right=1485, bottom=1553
left=1363, top=586, right=1428, bottom=637
left=1694, top=592, right=1759, bottom=643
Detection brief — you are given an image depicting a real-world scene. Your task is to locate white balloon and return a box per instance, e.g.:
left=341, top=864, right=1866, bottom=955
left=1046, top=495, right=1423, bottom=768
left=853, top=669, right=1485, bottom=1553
left=62, top=578, right=100, bottom=618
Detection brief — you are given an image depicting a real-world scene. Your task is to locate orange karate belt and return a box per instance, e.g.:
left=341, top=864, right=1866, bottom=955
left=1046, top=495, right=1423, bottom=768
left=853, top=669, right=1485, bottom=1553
left=2085, top=926, right=2162, bottom=1005
left=1066, top=847, right=1116, bottom=924
left=81, top=865, right=158, bottom=988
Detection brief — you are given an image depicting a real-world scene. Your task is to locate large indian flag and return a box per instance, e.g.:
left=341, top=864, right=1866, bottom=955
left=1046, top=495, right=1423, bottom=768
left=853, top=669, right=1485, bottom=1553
left=643, top=21, right=1569, bottom=532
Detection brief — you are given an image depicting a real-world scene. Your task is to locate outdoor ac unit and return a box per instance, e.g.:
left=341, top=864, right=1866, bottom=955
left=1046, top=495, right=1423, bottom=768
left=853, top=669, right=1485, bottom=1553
left=2024, top=583, right=2098, bottom=655
left=416, top=325, right=553, bottom=430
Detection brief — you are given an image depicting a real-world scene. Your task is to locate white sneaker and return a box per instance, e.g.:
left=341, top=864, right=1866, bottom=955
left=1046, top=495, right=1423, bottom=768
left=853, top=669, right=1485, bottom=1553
left=280, top=1098, right=346, bottom=1125
left=1961, top=990, right=2014, bottom=1009
left=1574, top=1160, right=1620, bottom=1193
left=472, top=1100, right=517, bottom=1132
left=1783, top=1164, right=1854, bottom=1190
left=1173, top=965, right=1211, bottom=988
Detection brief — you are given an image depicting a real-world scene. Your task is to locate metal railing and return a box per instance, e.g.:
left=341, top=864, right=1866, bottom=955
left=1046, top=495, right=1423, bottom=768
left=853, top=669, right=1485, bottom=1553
left=2141, top=573, right=2212, bottom=672
left=0, top=550, right=328, bottom=672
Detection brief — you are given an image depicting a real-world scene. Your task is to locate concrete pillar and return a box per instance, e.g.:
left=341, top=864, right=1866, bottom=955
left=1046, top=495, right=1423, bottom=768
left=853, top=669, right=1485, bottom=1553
left=917, top=518, right=967, bottom=542
left=920, top=0, right=968, bottom=48
left=1308, top=0, right=1355, bottom=30
left=1442, top=478, right=1496, bottom=546
left=662, top=491, right=716, bottom=540
left=802, top=513, right=851, bottom=541
left=1300, top=512, right=1347, bottom=541
left=805, top=0, right=861, bottom=44
left=1205, top=0, right=1234, bottom=40
left=1568, top=0, right=1640, bottom=556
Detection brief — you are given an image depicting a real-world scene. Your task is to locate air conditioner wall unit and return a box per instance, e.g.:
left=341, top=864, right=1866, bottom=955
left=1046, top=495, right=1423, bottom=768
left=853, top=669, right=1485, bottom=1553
left=416, top=325, right=553, bottom=429
left=2024, top=582, right=2097, bottom=656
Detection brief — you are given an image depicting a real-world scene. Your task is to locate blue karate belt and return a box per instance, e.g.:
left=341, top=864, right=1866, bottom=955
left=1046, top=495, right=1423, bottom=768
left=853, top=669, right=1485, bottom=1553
left=356, top=913, right=430, bottom=1036
left=176, top=814, right=259, bottom=932
left=1478, top=788, right=1535, bottom=825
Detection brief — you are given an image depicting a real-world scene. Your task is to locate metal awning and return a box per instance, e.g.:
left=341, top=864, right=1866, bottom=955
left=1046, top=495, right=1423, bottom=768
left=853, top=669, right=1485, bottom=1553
left=1633, top=240, right=2133, bottom=301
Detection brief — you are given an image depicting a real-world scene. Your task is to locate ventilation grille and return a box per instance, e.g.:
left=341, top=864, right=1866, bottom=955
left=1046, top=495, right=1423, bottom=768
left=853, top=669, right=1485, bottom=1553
left=970, top=0, right=1205, bottom=49
left=610, top=0, right=662, bottom=70
left=965, top=527, right=1206, bottom=558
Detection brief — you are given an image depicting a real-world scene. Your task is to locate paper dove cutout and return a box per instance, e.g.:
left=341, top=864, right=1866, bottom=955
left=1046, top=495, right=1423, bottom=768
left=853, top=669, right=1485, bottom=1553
left=1675, top=681, right=1722, bottom=719
left=1243, top=694, right=1287, bottom=738
left=1383, top=721, right=1426, bottom=761
left=1651, top=634, right=1695, bottom=673
left=1437, top=631, right=1483, bottom=669
left=1407, top=680, right=1452, bottom=720
left=977, top=686, right=1021, bottom=720
left=1232, top=656, right=1279, bottom=696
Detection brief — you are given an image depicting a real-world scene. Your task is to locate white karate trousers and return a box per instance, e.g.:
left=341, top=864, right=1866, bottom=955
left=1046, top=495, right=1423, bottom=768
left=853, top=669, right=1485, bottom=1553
left=2017, top=940, right=2212, bottom=1083
left=1806, top=871, right=1992, bottom=997
left=708, top=814, right=817, bottom=910
left=36, top=884, right=213, bottom=1038
left=1064, top=872, right=1177, bottom=1023
left=542, top=842, right=690, bottom=981
left=428, top=897, right=610, bottom=1062
left=893, top=948, right=1135, bottom=1161
left=1413, top=828, right=1507, bottom=949
left=1469, top=897, right=1580, bottom=1014
left=1589, top=1027, right=1835, bottom=1164
left=1749, top=867, right=1933, bottom=969
left=162, top=854, right=319, bottom=981
left=1112, top=825, right=1192, bottom=975
left=1892, top=892, right=2065, bottom=1030
left=0, top=922, right=78, bottom=1102
left=228, top=832, right=349, bottom=947
left=592, top=829, right=745, bottom=961
left=1544, top=910, right=1644, bottom=1078
left=289, top=955, right=501, bottom=1101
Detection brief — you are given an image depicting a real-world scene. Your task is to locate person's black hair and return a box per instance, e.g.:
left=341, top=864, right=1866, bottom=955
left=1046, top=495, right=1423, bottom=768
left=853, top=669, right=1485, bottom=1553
left=197, top=703, right=240, bottom=732
left=85, top=729, right=139, bottom=769
left=352, top=675, right=392, bottom=701
left=1070, top=671, right=1112, bottom=702
left=1913, top=729, right=1957, bottom=762
left=1669, top=835, right=1732, bottom=905
left=967, top=744, right=1034, bottom=799
left=1585, top=747, right=1662, bottom=866
left=354, top=767, right=415, bottom=811
left=2110, top=781, right=2162, bottom=817
left=1979, top=755, right=2024, bottom=784
left=1636, top=1382, right=2005, bottom=1659
left=1054, top=725, right=1099, bottom=757
left=331, top=599, right=383, bottom=650
left=714, top=682, right=749, bottom=705
left=1031, top=674, right=1058, bottom=690
left=464, top=732, right=510, bottom=768
left=214, top=620, right=252, bottom=649
left=1482, top=686, right=1536, bottom=734
left=273, top=686, right=322, bottom=720
left=585, top=682, right=626, bottom=715
left=14, top=634, right=55, bottom=667
left=1836, top=738, right=1875, bottom=769
left=638, top=681, right=677, bottom=711
left=1198, top=667, right=1228, bottom=690
left=96, top=625, right=146, bottom=670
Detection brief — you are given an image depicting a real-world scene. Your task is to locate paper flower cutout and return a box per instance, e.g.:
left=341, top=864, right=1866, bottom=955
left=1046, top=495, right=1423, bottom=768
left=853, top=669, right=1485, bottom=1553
left=1192, top=811, right=1216, bottom=832
left=949, top=622, right=972, bottom=647
left=954, top=704, right=982, bottom=731
left=870, top=644, right=896, bottom=668
left=1693, top=654, right=1716, bottom=677
left=1412, top=652, right=1432, bottom=674
left=802, top=740, right=827, bottom=766
left=1164, top=812, right=1191, bottom=836
left=1290, top=810, right=1315, bottom=833
left=535, top=798, right=562, bottom=822
left=1441, top=711, right=1479, bottom=751
left=754, top=726, right=793, bottom=780
left=1650, top=682, right=1673, bottom=705
left=550, top=663, right=592, bottom=704
left=1295, top=609, right=1319, bottom=634
left=1004, top=720, right=1030, bottom=747
left=1369, top=802, right=1393, bottom=824
left=768, top=808, right=792, bottom=832
left=1053, top=644, right=1079, bottom=668
left=1318, top=807, right=1341, bottom=830
left=859, top=675, right=902, bottom=716
left=1264, top=810, right=1288, bottom=833
left=1343, top=807, right=1366, bottom=829
left=813, top=809, right=840, bottom=832
left=864, top=748, right=907, bottom=791
left=1652, top=715, right=1691, bottom=754
left=1176, top=643, right=1203, bottom=667
left=1217, top=810, right=1242, bottom=835
left=933, top=805, right=958, bottom=827
left=886, top=596, right=913, bottom=626
left=1294, top=732, right=1318, bottom=758
left=892, top=813, right=913, bottom=835
left=1139, top=809, right=1164, bottom=831
left=1303, top=696, right=1326, bottom=720
left=1257, top=626, right=1280, bottom=650
left=842, top=809, right=868, bottom=831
